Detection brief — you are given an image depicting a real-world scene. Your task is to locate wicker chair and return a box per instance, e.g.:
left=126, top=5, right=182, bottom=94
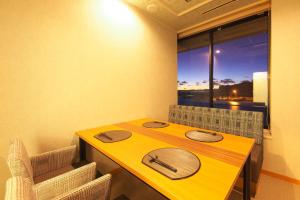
left=7, top=138, right=78, bottom=184
left=5, top=162, right=112, bottom=200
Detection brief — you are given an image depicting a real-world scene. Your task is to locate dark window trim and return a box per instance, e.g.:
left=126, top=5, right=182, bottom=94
left=180, top=12, right=269, bottom=41
left=208, top=31, right=214, bottom=107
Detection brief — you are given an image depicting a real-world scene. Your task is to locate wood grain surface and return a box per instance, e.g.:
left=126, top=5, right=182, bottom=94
left=77, top=118, right=254, bottom=200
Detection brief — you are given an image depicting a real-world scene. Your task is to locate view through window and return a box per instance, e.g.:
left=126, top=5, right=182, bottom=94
left=178, top=14, right=269, bottom=128
left=178, top=33, right=209, bottom=107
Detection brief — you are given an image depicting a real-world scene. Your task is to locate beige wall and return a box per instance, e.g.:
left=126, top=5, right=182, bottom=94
left=263, top=0, right=300, bottom=180
left=0, top=0, right=177, bottom=197
left=2, top=0, right=300, bottom=197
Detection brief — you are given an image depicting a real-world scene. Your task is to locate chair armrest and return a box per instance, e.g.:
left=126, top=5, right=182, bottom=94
left=54, top=174, right=112, bottom=200
left=5, top=177, right=36, bottom=200
left=30, top=145, right=76, bottom=177
left=34, top=162, right=96, bottom=200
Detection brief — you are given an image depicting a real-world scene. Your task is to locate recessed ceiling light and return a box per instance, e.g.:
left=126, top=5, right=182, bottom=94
left=164, top=0, right=175, bottom=3
left=147, top=4, right=158, bottom=13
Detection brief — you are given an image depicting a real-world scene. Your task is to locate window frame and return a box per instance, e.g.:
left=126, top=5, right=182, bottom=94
left=178, top=12, right=271, bottom=129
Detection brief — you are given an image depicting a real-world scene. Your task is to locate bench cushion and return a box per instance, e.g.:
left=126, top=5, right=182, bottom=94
left=169, top=105, right=264, bottom=144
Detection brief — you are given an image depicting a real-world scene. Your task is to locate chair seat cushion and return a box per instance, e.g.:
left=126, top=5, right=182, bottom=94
left=33, top=165, right=74, bottom=183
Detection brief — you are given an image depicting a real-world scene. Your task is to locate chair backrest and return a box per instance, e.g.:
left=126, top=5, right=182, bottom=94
left=169, top=105, right=264, bottom=144
left=5, top=176, right=36, bottom=200
left=7, top=138, right=34, bottom=182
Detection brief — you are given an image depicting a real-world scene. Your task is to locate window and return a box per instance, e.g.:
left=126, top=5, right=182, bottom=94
left=178, top=13, right=270, bottom=128
left=178, top=33, right=210, bottom=107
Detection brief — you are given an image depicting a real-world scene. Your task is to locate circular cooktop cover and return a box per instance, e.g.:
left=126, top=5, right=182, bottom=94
left=185, top=130, right=223, bottom=142
left=94, top=130, right=132, bottom=143
left=142, top=148, right=200, bottom=180
left=143, top=121, right=169, bottom=128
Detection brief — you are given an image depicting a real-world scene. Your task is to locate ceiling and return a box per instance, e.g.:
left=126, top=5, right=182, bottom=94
left=125, top=0, right=270, bottom=34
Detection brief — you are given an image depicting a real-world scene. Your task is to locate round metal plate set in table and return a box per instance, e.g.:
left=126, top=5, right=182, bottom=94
left=94, top=130, right=132, bottom=143
left=185, top=130, right=223, bottom=142
left=142, top=148, right=200, bottom=180
left=143, top=121, right=169, bottom=128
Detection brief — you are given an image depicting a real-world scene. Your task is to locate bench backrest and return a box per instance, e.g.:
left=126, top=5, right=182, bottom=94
left=168, top=105, right=263, bottom=144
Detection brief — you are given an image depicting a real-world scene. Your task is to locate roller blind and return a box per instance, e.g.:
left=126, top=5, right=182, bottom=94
left=178, top=15, right=268, bottom=53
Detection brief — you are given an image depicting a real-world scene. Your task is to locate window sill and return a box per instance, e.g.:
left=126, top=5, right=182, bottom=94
left=263, top=129, right=272, bottom=139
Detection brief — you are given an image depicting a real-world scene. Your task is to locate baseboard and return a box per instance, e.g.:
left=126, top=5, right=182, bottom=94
left=261, top=169, right=300, bottom=185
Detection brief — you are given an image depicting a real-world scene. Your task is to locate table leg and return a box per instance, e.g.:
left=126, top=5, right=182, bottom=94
left=243, top=153, right=251, bottom=200
left=79, top=138, right=86, bottom=161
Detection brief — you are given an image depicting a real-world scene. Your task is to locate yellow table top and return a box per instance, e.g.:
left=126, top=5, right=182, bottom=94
left=76, top=118, right=254, bottom=200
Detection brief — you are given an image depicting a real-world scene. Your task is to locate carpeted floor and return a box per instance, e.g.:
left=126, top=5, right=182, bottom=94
left=229, top=174, right=300, bottom=200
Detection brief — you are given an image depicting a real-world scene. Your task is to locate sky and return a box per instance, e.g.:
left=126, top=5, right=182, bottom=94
left=178, top=32, right=269, bottom=89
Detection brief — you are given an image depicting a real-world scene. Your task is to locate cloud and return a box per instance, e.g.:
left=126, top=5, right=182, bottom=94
left=220, top=79, right=235, bottom=85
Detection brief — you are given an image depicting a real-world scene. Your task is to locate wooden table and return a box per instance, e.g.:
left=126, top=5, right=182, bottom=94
left=77, top=118, right=254, bottom=200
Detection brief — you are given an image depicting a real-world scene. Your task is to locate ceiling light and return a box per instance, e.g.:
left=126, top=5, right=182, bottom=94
left=147, top=4, right=158, bottom=13
left=93, top=0, right=136, bottom=27
left=215, top=50, right=221, bottom=54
